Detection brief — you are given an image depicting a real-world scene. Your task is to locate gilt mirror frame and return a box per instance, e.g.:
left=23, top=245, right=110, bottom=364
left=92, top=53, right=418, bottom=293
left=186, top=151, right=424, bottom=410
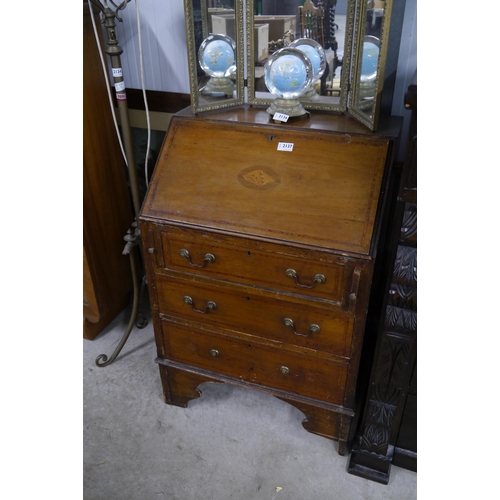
left=184, top=0, right=245, bottom=114
left=183, top=0, right=397, bottom=130
left=349, top=0, right=394, bottom=130
left=245, top=0, right=356, bottom=113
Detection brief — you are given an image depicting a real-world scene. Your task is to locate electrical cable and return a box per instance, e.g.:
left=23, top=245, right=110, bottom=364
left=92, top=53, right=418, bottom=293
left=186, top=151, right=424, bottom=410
left=89, top=3, right=128, bottom=167
left=135, top=0, right=152, bottom=188
left=89, top=0, right=152, bottom=185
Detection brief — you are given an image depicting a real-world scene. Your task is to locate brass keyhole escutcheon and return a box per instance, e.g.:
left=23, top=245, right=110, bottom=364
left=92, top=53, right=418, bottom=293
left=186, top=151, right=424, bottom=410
left=210, top=349, right=220, bottom=358
left=280, top=366, right=290, bottom=375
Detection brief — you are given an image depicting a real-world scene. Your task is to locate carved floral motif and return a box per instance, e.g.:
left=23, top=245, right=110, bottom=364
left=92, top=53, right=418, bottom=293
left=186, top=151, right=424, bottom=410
left=400, top=204, right=417, bottom=242
left=366, top=399, right=397, bottom=426
left=388, top=283, right=417, bottom=311
left=360, top=423, right=390, bottom=454
left=385, top=306, right=417, bottom=333
left=358, top=333, right=414, bottom=454
left=393, top=246, right=417, bottom=287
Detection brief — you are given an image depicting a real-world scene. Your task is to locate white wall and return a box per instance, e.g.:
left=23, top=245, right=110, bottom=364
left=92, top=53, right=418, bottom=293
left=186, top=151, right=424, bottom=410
left=112, top=0, right=189, bottom=93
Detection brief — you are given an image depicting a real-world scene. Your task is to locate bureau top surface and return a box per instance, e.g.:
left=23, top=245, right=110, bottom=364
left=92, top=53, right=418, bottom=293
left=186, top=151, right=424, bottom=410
left=141, top=109, right=394, bottom=256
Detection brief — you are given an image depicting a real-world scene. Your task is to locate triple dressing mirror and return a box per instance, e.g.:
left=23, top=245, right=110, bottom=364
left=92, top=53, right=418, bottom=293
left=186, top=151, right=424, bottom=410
left=184, top=0, right=395, bottom=131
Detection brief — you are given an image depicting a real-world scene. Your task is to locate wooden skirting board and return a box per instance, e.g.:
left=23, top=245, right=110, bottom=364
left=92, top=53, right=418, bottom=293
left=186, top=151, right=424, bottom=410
left=113, top=88, right=190, bottom=114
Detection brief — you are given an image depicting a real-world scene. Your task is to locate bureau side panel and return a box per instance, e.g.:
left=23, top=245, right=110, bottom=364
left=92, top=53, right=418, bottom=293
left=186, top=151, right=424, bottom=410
left=139, top=222, right=166, bottom=359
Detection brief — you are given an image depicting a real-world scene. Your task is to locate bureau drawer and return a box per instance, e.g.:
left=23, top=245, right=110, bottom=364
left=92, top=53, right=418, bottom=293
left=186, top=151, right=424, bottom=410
left=156, top=273, right=354, bottom=358
left=160, top=319, right=348, bottom=405
left=150, top=226, right=357, bottom=305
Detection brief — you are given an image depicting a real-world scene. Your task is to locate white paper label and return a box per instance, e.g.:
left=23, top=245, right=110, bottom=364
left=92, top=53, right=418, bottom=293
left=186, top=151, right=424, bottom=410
left=112, top=67, right=123, bottom=77
left=273, top=112, right=289, bottom=122
left=114, top=81, right=126, bottom=92
left=277, top=142, right=294, bottom=152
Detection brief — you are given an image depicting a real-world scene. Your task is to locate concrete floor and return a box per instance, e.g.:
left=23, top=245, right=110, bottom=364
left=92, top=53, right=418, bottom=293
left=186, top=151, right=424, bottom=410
left=83, top=304, right=417, bottom=500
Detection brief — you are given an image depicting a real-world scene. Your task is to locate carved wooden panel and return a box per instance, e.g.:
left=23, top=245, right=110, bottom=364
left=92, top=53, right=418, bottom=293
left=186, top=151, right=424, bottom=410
left=348, top=203, right=417, bottom=482
left=348, top=75, right=417, bottom=483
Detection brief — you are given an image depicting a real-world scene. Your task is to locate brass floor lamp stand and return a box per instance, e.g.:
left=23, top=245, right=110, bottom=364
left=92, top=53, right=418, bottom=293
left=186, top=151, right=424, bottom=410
left=89, top=0, right=148, bottom=367
left=95, top=224, right=148, bottom=367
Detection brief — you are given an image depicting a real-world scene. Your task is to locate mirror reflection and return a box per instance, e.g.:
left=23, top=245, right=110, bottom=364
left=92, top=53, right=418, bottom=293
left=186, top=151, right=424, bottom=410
left=186, top=0, right=243, bottom=112
left=350, top=0, right=387, bottom=129
left=248, top=0, right=354, bottom=112
left=357, top=1, right=385, bottom=110
left=198, top=33, right=237, bottom=97
left=356, top=35, right=379, bottom=109
left=289, top=38, right=327, bottom=101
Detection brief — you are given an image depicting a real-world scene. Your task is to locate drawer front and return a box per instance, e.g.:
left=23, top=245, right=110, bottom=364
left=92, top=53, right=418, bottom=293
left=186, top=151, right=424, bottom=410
left=154, top=226, right=351, bottom=304
left=156, top=273, right=354, bottom=358
left=161, top=319, right=348, bottom=405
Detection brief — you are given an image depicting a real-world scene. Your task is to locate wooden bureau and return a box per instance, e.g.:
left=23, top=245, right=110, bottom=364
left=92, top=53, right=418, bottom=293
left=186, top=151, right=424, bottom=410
left=139, top=106, right=401, bottom=454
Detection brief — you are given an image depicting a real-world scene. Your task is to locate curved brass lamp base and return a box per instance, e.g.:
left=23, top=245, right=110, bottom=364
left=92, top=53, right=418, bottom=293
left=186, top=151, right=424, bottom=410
left=95, top=225, right=148, bottom=368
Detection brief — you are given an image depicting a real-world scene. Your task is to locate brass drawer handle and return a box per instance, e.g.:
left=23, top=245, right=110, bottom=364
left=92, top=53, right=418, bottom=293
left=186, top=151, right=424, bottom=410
left=183, top=296, right=217, bottom=314
left=280, top=366, right=290, bottom=375
left=179, top=248, right=216, bottom=268
left=285, top=269, right=326, bottom=289
left=283, top=318, right=320, bottom=338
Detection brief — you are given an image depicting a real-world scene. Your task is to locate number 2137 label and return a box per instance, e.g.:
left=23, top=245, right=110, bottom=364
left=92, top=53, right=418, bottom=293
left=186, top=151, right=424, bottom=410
left=277, top=142, right=294, bottom=152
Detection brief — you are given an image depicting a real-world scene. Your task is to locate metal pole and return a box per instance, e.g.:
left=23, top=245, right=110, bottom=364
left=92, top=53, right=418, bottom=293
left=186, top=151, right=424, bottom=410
left=100, top=7, right=142, bottom=218
left=90, top=0, right=142, bottom=219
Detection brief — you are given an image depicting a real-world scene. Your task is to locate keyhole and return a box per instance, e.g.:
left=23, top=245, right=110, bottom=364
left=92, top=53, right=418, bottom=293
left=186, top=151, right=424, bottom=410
left=247, top=251, right=251, bottom=257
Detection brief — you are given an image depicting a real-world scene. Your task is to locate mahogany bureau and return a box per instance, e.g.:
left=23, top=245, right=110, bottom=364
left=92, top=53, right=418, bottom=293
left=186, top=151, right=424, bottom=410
left=139, top=106, right=401, bottom=455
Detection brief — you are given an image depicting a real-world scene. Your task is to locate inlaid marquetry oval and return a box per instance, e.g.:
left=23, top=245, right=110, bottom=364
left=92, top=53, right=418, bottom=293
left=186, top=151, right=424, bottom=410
left=237, top=166, right=281, bottom=190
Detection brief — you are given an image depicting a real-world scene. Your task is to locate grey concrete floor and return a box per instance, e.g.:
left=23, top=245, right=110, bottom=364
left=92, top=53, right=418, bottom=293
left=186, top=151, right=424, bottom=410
left=83, top=304, right=417, bottom=500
